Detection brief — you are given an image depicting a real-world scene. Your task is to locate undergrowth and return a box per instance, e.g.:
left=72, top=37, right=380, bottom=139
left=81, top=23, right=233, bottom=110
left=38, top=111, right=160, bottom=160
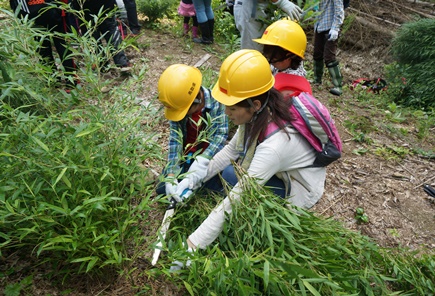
left=160, top=176, right=435, bottom=295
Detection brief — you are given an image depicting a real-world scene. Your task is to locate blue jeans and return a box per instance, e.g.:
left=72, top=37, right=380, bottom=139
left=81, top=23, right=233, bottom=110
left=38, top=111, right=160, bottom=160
left=204, top=165, right=287, bottom=198
left=192, top=0, right=214, bottom=23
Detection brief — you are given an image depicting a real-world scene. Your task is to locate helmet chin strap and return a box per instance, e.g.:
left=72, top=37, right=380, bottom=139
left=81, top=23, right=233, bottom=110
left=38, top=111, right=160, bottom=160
left=247, top=91, right=270, bottom=123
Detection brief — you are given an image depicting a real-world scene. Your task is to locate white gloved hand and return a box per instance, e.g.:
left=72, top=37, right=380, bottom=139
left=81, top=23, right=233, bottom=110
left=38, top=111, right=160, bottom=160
left=226, top=0, right=234, bottom=7
left=170, top=246, right=194, bottom=271
left=165, top=177, right=178, bottom=196
left=328, top=29, right=339, bottom=41
left=184, top=156, right=210, bottom=190
left=273, top=0, right=303, bottom=21
left=172, top=184, right=193, bottom=203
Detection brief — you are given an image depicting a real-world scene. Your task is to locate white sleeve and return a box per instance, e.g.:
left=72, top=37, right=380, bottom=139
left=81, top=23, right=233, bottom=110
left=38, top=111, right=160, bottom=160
left=203, top=129, right=240, bottom=182
left=188, top=184, right=243, bottom=248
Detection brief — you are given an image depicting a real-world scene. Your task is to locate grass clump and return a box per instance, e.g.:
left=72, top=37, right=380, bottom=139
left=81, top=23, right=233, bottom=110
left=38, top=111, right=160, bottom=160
left=0, top=9, right=161, bottom=277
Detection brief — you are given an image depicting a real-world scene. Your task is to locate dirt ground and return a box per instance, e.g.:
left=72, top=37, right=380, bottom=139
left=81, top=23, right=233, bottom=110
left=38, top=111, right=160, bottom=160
left=1, top=0, right=435, bottom=295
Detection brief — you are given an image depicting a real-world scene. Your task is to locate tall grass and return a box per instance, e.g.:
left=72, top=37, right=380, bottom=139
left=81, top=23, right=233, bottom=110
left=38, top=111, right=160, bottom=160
left=0, top=7, right=162, bottom=277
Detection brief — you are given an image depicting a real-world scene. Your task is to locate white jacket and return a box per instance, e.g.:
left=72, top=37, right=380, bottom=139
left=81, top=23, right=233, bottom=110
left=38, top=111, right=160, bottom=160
left=188, top=126, right=326, bottom=249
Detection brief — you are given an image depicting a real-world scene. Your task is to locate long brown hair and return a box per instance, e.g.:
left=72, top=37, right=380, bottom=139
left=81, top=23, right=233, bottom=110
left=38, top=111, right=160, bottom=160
left=235, top=88, right=295, bottom=147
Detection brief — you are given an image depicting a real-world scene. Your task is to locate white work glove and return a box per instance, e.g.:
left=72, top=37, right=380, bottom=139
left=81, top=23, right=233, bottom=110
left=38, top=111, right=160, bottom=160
left=179, top=156, right=210, bottom=191
left=328, top=29, right=339, bottom=41
left=165, top=177, right=178, bottom=196
left=170, top=245, right=194, bottom=271
left=172, top=187, right=193, bottom=204
left=273, top=0, right=303, bottom=21
left=226, top=0, right=234, bottom=7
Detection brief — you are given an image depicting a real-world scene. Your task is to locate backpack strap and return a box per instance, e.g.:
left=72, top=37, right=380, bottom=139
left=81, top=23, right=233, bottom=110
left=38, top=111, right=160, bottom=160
left=258, top=121, right=287, bottom=142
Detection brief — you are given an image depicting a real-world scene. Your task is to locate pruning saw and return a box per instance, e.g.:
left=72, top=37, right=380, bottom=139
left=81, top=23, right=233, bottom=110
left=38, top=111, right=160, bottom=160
left=151, top=189, right=192, bottom=266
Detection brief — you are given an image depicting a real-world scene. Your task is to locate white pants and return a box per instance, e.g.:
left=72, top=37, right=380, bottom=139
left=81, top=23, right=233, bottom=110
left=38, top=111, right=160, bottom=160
left=234, top=0, right=268, bottom=50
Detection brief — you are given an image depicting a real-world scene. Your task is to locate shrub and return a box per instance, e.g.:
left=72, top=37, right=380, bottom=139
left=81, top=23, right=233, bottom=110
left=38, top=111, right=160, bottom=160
left=0, top=9, right=160, bottom=276
left=137, top=0, right=174, bottom=27
left=386, top=18, right=435, bottom=109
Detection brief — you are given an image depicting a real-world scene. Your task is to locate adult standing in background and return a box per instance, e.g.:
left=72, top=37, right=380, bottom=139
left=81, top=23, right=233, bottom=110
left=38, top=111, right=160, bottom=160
left=312, top=0, right=345, bottom=96
left=9, top=0, right=78, bottom=90
left=73, top=0, right=132, bottom=71
left=234, top=0, right=303, bottom=50
left=122, top=0, right=141, bottom=36
left=192, top=0, right=215, bottom=44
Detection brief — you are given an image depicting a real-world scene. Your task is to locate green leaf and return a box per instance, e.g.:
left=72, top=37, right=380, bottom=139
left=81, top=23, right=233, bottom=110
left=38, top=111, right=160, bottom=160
left=302, top=279, right=321, bottom=296
left=30, top=135, right=49, bottom=152
left=53, top=167, right=68, bottom=187
left=75, top=123, right=103, bottom=138
left=263, top=260, right=270, bottom=290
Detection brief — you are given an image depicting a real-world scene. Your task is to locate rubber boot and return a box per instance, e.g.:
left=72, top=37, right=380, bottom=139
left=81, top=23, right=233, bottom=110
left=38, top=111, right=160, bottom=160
left=208, top=18, right=214, bottom=43
left=193, top=21, right=212, bottom=44
left=327, top=61, right=343, bottom=96
left=183, top=23, right=190, bottom=36
left=192, top=26, right=199, bottom=39
left=313, top=59, right=324, bottom=84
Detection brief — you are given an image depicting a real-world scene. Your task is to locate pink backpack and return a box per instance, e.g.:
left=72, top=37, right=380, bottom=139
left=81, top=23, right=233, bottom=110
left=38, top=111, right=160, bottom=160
left=263, top=92, right=342, bottom=167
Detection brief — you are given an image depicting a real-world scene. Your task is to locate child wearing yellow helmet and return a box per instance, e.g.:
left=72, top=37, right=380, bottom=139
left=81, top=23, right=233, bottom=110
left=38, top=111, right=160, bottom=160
left=254, top=19, right=308, bottom=77
left=156, top=64, right=228, bottom=201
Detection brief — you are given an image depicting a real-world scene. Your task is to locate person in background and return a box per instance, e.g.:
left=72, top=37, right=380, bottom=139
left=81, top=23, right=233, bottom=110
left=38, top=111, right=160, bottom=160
left=73, top=0, right=132, bottom=72
left=122, top=0, right=141, bottom=36
left=9, top=0, right=78, bottom=90
left=234, top=0, right=303, bottom=50
left=178, top=0, right=199, bottom=39
left=312, top=0, right=345, bottom=96
left=223, top=0, right=234, bottom=15
left=156, top=64, right=228, bottom=199
left=173, top=50, right=326, bottom=256
left=254, top=19, right=308, bottom=77
left=192, top=0, right=215, bottom=44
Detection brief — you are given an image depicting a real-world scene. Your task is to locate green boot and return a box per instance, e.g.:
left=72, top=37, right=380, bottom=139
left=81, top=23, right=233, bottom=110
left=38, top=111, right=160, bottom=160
left=313, top=59, right=324, bottom=85
left=327, top=61, right=343, bottom=96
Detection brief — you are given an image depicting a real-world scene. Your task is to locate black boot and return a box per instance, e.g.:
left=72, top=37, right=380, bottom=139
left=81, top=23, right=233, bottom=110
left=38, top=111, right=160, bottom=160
left=193, top=21, right=212, bottom=44
left=208, top=18, right=214, bottom=43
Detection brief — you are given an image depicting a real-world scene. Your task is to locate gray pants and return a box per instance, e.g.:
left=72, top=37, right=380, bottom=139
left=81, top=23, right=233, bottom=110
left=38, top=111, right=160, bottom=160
left=233, top=0, right=268, bottom=50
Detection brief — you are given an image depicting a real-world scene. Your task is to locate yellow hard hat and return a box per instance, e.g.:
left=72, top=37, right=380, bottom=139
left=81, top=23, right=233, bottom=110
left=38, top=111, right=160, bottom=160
left=158, top=64, right=202, bottom=121
left=253, top=20, right=307, bottom=59
left=212, top=49, right=275, bottom=106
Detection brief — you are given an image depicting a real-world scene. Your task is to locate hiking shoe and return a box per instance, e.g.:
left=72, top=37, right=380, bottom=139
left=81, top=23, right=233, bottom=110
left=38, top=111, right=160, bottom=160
left=120, top=62, right=132, bottom=72
left=192, top=37, right=212, bottom=45
left=128, top=29, right=141, bottom=37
